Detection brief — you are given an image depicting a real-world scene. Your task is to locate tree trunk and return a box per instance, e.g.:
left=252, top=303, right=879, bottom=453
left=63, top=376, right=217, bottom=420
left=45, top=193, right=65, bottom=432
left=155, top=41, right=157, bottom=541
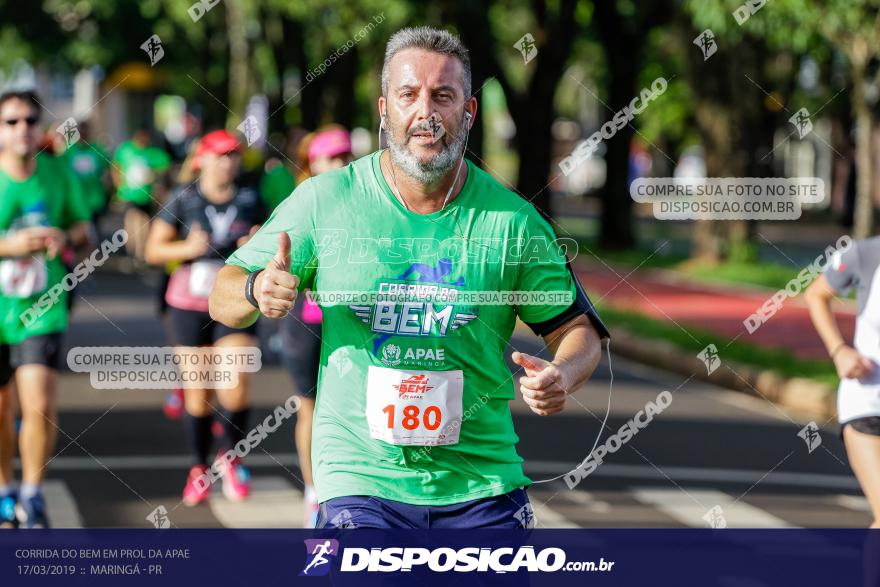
left=225, top=0, right=250, bottom=126
left=443, top=0, right=488, bottom=164
left=295, top=19, right=323, bottom=131
left=595, top=29, right=639, bottom=250
left=851, top=58, right=874, bottom=239
left=592, top=1, right=673, bottom=249
left=449, top=0, right=576, bottom=224
left=265, top=11, right=296, bottom=136
left=515, top=75, right=560, bottom=222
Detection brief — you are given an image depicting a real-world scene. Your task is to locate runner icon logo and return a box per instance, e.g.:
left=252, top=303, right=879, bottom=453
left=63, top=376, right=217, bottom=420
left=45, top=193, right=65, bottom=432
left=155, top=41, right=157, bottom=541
left=797, top=422, right=822, bottom=453
left=330, top=510, right=358, bottom=529
left=146, top=506, right=171, bottom=529
left=693, top=29, right=717, bottom=61
left=697, top=344, right=721, bottom=375
left=140, top=34, right=164, bottom=66
left=300, top=539, right=339, bottom=577
left=789, top=107, right=813, bottom=139
left=329, top=348, right=354, bottom=377
left=702, top=505, right=727, bottom=529
left=514, top=33, right=538, bottom=64
left=55, top=117, right=80, bottom=150
left=514, top=503, right=537, bottom=528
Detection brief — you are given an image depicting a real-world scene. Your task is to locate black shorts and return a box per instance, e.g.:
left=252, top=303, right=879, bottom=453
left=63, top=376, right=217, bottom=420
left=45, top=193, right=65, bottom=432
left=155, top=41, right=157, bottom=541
left=167, top=307, right=257, bottom=347
left=844, top=417, right=880, bottom=438
left=0, top=346, right=9, bottom=387
left=0, top=333, right=64, bottom=386
left=157, top=270, right=171, bottom=316
left=125, top=201, right=153, bottom=216
left=279, top=308, right=321, bottom=399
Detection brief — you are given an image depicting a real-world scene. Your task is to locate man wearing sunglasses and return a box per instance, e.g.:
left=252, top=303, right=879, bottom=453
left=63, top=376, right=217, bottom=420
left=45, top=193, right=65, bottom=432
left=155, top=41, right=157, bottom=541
left=0, top=90, right=91, bottom=528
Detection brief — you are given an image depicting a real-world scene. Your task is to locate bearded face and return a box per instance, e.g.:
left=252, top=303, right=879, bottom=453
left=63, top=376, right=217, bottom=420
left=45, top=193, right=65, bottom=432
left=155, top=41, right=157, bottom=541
left=385, top=110, right=468, bottom=184
left=381, top=48, right=475, bottom=185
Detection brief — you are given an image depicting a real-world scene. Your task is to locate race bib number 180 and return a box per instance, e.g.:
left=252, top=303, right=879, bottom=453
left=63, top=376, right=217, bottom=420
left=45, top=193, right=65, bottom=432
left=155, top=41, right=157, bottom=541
left=366, top=366, right=463, bottom=446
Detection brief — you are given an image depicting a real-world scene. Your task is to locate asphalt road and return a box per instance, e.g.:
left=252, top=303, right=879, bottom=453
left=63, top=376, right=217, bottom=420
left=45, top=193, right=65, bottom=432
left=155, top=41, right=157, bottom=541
left=11, top=268, right=869, bottom=529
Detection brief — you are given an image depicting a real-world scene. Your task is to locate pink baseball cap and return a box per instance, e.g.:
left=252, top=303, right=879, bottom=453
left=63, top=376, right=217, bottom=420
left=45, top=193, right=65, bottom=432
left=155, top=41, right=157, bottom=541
left=308, top=128, right=351, bottom=162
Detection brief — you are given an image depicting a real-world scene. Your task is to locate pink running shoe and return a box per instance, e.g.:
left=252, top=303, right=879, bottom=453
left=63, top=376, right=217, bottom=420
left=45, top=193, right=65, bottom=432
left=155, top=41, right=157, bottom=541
left=182, top=465, right=210, bottom=506
left=218, top=453, right=251, bottom=502
left=163, top=389, right=184, bottom=420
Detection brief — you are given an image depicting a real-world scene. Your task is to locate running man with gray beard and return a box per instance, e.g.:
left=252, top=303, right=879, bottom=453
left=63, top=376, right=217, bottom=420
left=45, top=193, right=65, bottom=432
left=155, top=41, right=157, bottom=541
left=210, top=26, right=609, bottom=529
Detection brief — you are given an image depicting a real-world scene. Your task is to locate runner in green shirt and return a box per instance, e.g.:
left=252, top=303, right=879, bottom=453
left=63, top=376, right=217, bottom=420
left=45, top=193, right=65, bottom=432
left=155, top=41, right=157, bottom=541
left=112, top=128, right=170, bottom=262
left=61, top=121, right=111, bottom=218
left=113, top=132, right=171, bottom=207
left=0, top=90, right=91, bottom=528
left=211, top=27, right=608, bottom=529
left=259, top=164, right=296, bottom=213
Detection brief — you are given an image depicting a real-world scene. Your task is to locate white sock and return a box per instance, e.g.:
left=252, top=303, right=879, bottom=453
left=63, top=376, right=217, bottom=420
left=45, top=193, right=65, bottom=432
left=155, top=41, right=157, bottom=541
left=0, top=483, right=14, bottom=497
left=19, top=483, right=41, bottom=500
left=304, top=485, right=317, bottom=502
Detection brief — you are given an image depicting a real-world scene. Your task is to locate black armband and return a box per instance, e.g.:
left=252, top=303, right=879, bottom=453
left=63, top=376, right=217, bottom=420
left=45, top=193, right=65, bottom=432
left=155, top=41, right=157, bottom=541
left=523, top=262, right=610, bottom=339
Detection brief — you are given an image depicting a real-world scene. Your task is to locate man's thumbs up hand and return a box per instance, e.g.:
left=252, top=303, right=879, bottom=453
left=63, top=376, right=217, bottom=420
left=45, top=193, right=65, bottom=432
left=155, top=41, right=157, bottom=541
left=255, top=232, right=299, bottom=318
left=511, top=351, right=567, bottom=416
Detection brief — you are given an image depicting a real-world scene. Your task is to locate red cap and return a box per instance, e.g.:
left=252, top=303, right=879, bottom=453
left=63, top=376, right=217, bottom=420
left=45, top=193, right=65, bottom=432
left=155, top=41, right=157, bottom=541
left=197, top=129, right=241, bottom=157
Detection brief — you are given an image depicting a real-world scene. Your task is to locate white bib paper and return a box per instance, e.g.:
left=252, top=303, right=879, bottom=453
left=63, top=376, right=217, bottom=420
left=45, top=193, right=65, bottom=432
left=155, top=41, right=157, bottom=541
left=126, top=161, right=153, bottom=188
left=188, top=260, right=224, bottom=298
left=366, top=365, right=463, bottom=446
left=0, top=256, right=48, bottom=298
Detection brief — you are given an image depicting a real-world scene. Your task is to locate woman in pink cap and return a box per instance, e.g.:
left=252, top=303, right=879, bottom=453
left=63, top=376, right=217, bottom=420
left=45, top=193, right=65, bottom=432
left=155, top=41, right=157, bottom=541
left=280, top=126, right=352, bottom=527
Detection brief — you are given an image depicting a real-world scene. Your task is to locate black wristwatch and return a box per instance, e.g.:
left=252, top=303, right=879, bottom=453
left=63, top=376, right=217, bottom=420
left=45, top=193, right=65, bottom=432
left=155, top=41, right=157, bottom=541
left=244, top=269, right=263, bottom=309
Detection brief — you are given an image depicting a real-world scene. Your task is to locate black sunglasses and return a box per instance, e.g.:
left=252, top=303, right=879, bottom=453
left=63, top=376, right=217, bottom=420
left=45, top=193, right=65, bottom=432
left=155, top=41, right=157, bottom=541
left=2, top=116, right=39, bottom=127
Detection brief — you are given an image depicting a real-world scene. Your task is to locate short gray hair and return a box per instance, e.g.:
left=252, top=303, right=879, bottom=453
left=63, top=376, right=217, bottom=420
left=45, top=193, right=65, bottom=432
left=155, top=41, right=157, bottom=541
left=381, top=26, right=472, bottom=99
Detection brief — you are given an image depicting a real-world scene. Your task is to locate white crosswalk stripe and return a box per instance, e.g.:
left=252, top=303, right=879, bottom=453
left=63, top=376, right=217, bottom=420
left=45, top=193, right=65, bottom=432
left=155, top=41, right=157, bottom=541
left=43, top=480, right=84, bottom=528
left=209, top=477, right=304, bottom=528
left=560, top=489, right=613, bottom=514
left=835, top=494, right=871, bottom=512
left=21, top=474, right=871, bottom=530
left=631, top=488, right=797, bottom=528
left=530, top=499, right=580, bottom=528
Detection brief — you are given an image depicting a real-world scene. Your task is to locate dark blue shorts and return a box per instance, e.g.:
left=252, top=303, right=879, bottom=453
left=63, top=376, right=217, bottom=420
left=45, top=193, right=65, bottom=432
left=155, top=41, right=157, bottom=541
left=316, top=488, right=534, bottom=530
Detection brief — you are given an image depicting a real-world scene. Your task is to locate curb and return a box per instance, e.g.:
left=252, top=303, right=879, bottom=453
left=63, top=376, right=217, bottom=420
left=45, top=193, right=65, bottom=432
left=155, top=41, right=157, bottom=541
left=607, top=326, right=837, bottom=422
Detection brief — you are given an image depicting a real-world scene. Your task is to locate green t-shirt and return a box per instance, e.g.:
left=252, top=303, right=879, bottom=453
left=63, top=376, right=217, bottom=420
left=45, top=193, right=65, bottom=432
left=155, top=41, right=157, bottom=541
left=227, top=150, right=576, bottom=505
left=0, top=153, right=91, bottom=344
left=259, top=164, right=297, bottom=212
left=64, top=141, right=110, bottom=215
left=113, top=140, right=170, bottom=205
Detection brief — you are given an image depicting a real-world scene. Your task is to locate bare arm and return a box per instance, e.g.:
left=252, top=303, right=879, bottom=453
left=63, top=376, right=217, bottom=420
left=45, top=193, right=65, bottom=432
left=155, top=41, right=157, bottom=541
left=511, top=314, right=603, bottom=416
left=143, top=219, right=209, bottom=266
left=804, top=273, right=872, bottom=379
left=209, top=232, right=299, bottom=328
left=0, top=228, right=53, bottom=257
left=111, top=166, right=122, bottom=188
left=68, top=221, right=92, bottom=248
left=209, top=264, right=261, bottom=328
left=544, top=314, right=603, bottom=391
left=0, top=223, right=90, bottom=258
